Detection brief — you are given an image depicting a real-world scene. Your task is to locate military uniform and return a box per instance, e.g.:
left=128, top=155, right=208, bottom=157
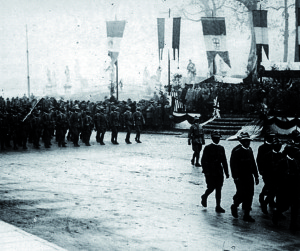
left=133, top=107, right=145, bottom=143
left=110, top=107, right=120, bottom=144
left=273, top=145, right=300, bottom=231
left=230, top=132, right=259, bottom=222
left=124, top=107, right=133, bottom=144
left=69, top=106, right=82, bottom=147
left=56, top=109, right=68, bottom=147
left=201, top=131, right=229, bottom=212
left=256, top=133, right=275, bottom=209
left=81, top=111, right=93, bottom=146
left=94, top=107, right=108, bottom=145
left=188, top=117, right=205, bottom=167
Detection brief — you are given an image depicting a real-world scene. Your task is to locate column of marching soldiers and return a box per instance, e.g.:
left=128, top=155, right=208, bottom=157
left=0, top=98, right=149, bottom=150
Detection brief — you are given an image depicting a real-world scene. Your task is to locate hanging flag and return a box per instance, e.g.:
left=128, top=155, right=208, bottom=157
left=106, top=21, right=126, bottom=64
left=253, top=10, right=269, bottom=63
left=295, top=0, right=300, bottom=61
left=201, top=17, right=231, bottom=75
left=172, top=17, right=181, bottom=64
left=157, top=18, right=165, bottom=61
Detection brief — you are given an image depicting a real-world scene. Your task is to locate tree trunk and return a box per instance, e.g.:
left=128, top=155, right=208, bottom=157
left=283, top=0, right=289, bottom=62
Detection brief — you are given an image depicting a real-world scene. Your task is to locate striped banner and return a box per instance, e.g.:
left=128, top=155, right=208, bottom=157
left=172, top=17, right=181, bottom=63
left=106, top=21, right=126, bottom=64
left=157, top=18, right=165, bottom=61
left=201, top=17, right=231, bottom=74
left=253, top=10, right=269, bottom=60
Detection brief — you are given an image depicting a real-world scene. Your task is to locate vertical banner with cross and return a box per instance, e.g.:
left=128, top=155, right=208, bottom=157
left=253, top=10, right=269, bottom=66
left=201, top=17, right=230, bottom=76
left=106, top=20, right=126, bottom=65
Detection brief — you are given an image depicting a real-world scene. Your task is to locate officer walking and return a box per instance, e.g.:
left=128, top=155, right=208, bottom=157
left=256, top=132, right=275, bottom=209
left=188, top=116, right=205, bottom=167
left=259, top=137, right=283, bottom=214
left=200, top=130, right=229, bottom=213
left=230, top=132, right=259, bottom=222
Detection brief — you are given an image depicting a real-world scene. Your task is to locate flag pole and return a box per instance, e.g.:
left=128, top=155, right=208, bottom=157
left=116, top=60, right=118, bottom=101
left=26, top=25, right=31, bottom=100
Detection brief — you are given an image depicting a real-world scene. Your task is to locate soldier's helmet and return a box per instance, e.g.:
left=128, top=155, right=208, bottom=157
left=136, top=107, right=141, bottom=111
left=126, top=106, right=131, bottom=110
left=74, top=104, right=80, bottom=111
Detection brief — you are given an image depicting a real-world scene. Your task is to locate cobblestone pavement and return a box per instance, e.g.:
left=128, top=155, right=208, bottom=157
left=0, top=132, right=299, bottom=251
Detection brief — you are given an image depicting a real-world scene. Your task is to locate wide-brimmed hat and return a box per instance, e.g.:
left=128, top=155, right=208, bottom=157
left=238, top=132, right=252, bottom=141
left=211, top=130, right=221, bottom=138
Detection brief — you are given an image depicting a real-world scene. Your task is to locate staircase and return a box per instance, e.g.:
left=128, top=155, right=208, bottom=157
left=203, top=114, right=259, bottom=135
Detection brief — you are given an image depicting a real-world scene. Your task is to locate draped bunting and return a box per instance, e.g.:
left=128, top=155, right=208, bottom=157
left=201, top=17, right=231, bottom=74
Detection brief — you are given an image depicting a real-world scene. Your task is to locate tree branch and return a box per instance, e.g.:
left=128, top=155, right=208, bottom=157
left=223, top=5, right=248, bottom=14
left=268, top=3, right=295, bottom=11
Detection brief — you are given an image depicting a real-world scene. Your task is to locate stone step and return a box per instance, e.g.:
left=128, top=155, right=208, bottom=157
left=203, top=124, right=243, bottom=130
left=207, top=121, right=250, bottom=126
left=213, top=118, right=254, bottom=122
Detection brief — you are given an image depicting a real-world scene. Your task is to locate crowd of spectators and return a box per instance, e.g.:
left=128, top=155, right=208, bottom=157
left=172, top=79, right=300, bottom=119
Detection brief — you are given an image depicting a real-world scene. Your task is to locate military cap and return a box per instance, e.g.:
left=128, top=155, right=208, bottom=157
left=193, top=116, right=200, bottom=123
left=211, top=130, right=221, bottom=138
left=74, top=104, right=80, bottom=110
left=136, top=107, right=141, bottom=110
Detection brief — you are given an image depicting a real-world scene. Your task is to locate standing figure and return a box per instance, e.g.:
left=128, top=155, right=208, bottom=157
left=188, top=116, right=205, bottom=167
left=81, top=110, right=93, bottom=146
left=256, top=132, right=275, bottom=210
left=110, top=106, right=120, bottom=144
left=133, top=107, right=145, bottom=143
left=124, top=106, right=133, bottom=144
left=272, top=143, right=300, bottom=231
left=230, top=132, right=259, bottom=222
left=31, top=109, right=43, bottom=149
left=94, top=106, right=108, bottom=145
left=201, top=131, right=229, bottom=213
left=56, top=108, right=68, bottom=147
left=42, top=108, right=53, bottom=148
left=258, top=137, right=283, bottom=214
left=69, top=105, right=82, bottom=147
left=187, top=59, right=196, bottom=84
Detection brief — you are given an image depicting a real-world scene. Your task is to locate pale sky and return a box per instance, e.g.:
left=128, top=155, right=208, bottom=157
left=0, top=0, right=296, bottom=97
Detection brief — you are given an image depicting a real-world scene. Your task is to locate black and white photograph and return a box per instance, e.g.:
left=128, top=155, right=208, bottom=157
left=0, top=0, right=300, bottom=250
